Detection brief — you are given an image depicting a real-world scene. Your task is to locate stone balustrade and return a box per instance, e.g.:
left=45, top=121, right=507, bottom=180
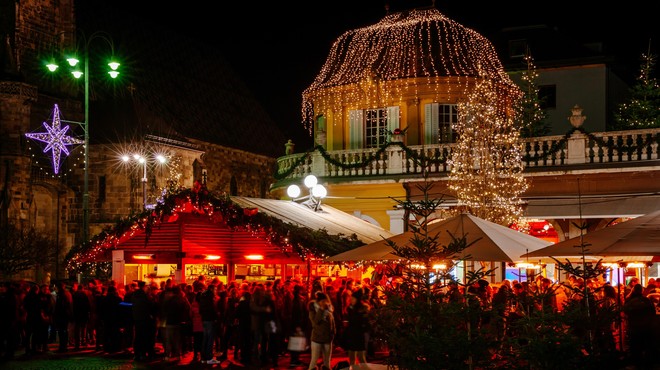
left=275, top=127, right=660, bottom=181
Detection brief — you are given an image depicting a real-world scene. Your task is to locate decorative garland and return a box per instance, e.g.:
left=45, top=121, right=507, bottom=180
left=65, top=188, right=364, bottom=275
left=275, top=141, right=448, bottom=180
left=523, top=127, right=660, bottom=163
left=278, top=127, right=660, bottom=179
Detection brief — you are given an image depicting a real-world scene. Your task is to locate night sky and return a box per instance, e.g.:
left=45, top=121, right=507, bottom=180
left=78, top=0, right=656, bottom=150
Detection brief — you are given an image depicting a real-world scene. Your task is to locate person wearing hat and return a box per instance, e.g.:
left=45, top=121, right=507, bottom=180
left=307, top=292, right=335, bottom=370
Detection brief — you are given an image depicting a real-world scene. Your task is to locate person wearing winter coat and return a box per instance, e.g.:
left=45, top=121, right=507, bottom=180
left=344, top=289, right=371, bottom=368
left=53, top=282, right=73, bottom=353
left=308, top=292, right=336, bottom=370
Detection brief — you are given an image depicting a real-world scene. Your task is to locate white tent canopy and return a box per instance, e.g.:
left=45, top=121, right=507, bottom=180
left=524, top=209, right=660, bottom=258
left=327, top=213, right=552, bottom=263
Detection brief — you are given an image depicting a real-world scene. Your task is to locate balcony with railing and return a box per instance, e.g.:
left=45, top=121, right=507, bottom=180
left=274, top=127, right=660, bottom=185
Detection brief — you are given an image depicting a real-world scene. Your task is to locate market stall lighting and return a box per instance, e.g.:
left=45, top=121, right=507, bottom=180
left=432, top=264, right=447, bottom=270
left=204, top=255, right=221, bottom=261
left=245, top=254, right=264, bottom=260
left=287, top=184, right=301, bottom=198
left=626, top=262, right=645, bottom=268
left=515, top=262, right=541, bottom=269
left=133, top=254, right=154, bottom=260
left=304, top=175, right=318, bottom=188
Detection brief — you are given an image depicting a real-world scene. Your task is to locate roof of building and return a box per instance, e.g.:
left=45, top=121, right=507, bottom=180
left=230, top=196, right=394, bottom=244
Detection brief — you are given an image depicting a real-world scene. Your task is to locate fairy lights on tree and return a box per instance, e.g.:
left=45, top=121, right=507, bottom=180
left=515, top=49, right=550, bottom=137
left=301, top=8, right=518, bottom=132
left=614, top=44, right=660, bottom=129
left=448, top=77, right=527, bottom=226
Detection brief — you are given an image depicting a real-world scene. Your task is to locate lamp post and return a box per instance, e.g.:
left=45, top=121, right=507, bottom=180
left=122, top=153, right=166, bottom=210
left=46, top=31, right=120, bottom=244
left=286, top=175, right=327, bottom=211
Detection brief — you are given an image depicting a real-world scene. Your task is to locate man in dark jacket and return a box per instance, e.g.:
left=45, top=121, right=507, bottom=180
left=54, top=282, right=73, bottom=353
left=130, top=281, right=156, bottom=361
left=198, top=284, right=219, bottom=364
left=623, top=284, right=656, bottom=369
left=72, top=284, right=91, bottom=349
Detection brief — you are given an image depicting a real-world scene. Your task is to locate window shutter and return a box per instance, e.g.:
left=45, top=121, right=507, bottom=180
left=348, top=110, right=364, bottom=149
left=386, top=106, right=400, bottom=133
left=424, top=103, right=439, bottom=144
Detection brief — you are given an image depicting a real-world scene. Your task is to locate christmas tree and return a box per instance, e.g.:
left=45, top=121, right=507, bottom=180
left=449, top=77, right=528, bottom=226
left=515, top=49, right=550, bottom=137
left=614, top=44, right=660, bottom=129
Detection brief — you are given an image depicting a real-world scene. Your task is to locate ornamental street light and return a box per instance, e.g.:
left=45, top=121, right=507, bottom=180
left=46, top=31, right=121, bottom=244
left=122, top=153, right=167, bottom=210
left=286, top=174, right=327, bottom=212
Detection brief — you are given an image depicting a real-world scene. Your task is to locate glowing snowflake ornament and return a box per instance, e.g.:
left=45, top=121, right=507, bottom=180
left=25, top=104, right=83, bottom=174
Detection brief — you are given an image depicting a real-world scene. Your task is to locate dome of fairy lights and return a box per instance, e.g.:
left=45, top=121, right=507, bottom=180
left=302, top=8, right=518, bottom=131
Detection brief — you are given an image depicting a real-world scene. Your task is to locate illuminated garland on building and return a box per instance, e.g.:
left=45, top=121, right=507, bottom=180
left=448, top=77, right=527, bottom=226
left=65, top=188, right=363, bottom=274
left=301, top=8, right=517, bottom=131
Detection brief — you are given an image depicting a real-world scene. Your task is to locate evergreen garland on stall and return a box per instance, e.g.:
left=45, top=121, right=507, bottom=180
left=65, top=188, right=363, bottom=276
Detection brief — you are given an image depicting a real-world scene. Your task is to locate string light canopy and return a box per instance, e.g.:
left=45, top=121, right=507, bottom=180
left=25, top=104, right=83, bottom=174
left=301, top=7, right=518, bottom=131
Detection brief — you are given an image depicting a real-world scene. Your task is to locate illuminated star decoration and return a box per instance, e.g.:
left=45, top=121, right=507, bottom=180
left=25, top=104, right=83, bottom=174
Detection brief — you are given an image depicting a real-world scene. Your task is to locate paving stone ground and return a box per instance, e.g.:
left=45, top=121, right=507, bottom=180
left=0, top=342, right=389, bottom=370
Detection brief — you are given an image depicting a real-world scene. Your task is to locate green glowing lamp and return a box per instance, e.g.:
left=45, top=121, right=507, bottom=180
left=108, top=61, right=120, bottom=70
left=66, top=57, right=80, bottom=67
left=108, top=71, right=119, bottom=78
left=71, top=70, right=83, bottom=79
left=46, top=63, right=59, bottom=72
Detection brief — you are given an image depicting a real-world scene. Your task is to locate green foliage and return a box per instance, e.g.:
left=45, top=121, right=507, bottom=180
left=515, top=50, right=551, bottom=137
left=614, top=48, right=660, bottom=129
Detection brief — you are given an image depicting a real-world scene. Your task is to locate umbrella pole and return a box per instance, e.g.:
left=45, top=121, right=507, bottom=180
left=617, top=267, right=624, bottom=352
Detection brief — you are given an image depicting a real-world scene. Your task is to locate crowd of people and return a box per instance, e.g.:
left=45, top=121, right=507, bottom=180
left=0, top=275, right=378, bottom=369
left=0, top=273, right=658, bottom=368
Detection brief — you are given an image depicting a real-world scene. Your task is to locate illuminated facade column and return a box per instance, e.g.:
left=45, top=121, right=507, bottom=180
left=567, top=105, right=587, bottom=165
left=387, top=209, right=406, bottom=234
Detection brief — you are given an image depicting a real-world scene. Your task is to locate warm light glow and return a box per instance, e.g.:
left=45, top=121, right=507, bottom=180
left=67, top=57, right=79, bottom=67
left=71, top=71, right=83, bottom=79
left=133, top=254, right=154, bottom=260
left=46, top=63, right=59, bottom=72
left=156, top=155, right=167, bottom=164
left=515, top=262, right=541, bottom=269
left=245, top=254, right=264, bottom=260
left=108, top=61, right=120, bottom=70
left=304, top=175, right=318, bottom=188
left=121, top=155, right=130, bottom=162
left=301, top=8, right=518, bottom=132
left=287, top=184, right=301, bottom=198
left=602, top=263, right=619, bottom=268
left=432, top=264, right=447, bottom=270
left=448, top=76, right=526, bottom=226
left=108, top=71, right=119, bottom=78
left=311, top=184, right=327, bottom=198
left=138, top=156, right=145, bottom=164
left=204, top=255, right=221, bottom=261
left=133, top=154, right=140, bottom=160
left=626, top=262, right=645, bottom=268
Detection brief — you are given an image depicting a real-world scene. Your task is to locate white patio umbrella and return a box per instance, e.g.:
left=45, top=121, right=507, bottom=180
left=327, top=213, right=552, bottom=263
left=523, top=209, right=660, bottom=259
